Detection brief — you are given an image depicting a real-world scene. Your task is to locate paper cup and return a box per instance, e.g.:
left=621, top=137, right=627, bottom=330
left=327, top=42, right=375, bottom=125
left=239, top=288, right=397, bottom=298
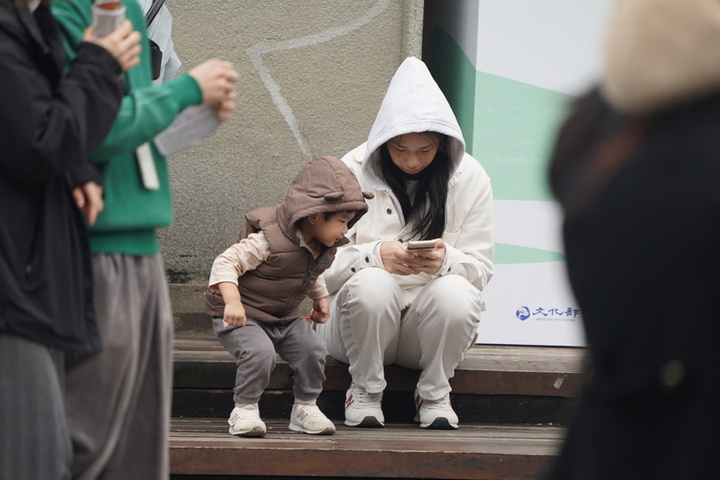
left=91, top=0, right=126, bottom=38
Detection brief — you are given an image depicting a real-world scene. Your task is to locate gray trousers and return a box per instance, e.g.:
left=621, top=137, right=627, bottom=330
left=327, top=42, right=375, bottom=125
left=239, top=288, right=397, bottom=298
left=65, top=254, right=173, bottom=480
left=0, top=334, right=71, bottom=480
left=212, top=317, right=327, bottom=405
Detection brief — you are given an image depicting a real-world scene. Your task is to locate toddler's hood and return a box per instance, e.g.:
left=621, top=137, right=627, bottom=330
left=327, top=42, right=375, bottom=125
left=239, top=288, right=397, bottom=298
left=278, top=156, right=373, bottom=238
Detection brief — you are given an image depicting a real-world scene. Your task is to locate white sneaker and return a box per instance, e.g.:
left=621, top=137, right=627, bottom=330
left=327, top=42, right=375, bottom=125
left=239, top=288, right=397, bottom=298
left=228, top=404, right=267, bottom=437
left=289, top=403, right=336, bottom=435
left=344, top=383, right=384, bottom=427
left=414, top=390, right=459, bottom=429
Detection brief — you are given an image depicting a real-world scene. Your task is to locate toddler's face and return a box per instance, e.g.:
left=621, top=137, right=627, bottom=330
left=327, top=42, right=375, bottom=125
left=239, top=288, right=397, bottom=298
left=312, top=211, right=356, bottom=247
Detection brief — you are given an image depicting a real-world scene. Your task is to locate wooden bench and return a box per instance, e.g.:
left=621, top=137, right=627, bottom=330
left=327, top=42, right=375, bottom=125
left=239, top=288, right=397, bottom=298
left=173, top=335, right=586, bottom=423
left=170, top=334, right=585, bottom=479
left=170, top=418, right=564, bottom=479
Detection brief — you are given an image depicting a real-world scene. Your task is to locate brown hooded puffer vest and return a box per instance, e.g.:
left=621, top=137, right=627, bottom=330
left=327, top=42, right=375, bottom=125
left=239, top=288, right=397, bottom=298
left=205, top=156, right=372, bottom=323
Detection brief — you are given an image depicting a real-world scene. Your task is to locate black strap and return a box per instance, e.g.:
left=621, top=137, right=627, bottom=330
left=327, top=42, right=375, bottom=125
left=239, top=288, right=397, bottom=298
left=144, top=0, right=166, bottom=26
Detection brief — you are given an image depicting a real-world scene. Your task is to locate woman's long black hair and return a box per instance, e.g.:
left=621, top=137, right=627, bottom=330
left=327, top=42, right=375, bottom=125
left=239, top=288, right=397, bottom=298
left=379, top=132, right=452, bottom=240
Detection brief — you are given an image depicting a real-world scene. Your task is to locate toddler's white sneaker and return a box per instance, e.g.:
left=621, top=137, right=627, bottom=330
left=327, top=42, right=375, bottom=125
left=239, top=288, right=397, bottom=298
left=228, top=404, right=267, bottom=437
left=289, top=403, right=336, bottom=435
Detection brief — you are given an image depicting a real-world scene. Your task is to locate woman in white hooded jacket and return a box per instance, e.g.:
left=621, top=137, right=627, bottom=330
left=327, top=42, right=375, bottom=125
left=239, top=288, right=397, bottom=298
left=318, top=57, right=494, bottom=429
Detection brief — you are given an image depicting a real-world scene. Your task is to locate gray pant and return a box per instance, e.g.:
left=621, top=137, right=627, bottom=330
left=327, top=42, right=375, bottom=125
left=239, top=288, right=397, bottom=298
left=0, top=334, right=71, bottom=480
left=212, top=317, right=327, bottom=405
left=65, top=254, right=173, bottom=480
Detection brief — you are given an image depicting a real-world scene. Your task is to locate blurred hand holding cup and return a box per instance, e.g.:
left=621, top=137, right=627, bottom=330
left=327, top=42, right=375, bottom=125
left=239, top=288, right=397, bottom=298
left=92, top=0, right=126, bottom=38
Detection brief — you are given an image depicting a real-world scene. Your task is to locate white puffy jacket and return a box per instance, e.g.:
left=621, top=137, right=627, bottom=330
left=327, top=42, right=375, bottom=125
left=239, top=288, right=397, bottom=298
left=323, top=57, right=495, bottom=309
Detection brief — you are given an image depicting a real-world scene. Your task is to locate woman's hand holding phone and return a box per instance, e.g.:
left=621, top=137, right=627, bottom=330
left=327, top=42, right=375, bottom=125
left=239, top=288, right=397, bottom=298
left=380, top=239, right=445, bottom=275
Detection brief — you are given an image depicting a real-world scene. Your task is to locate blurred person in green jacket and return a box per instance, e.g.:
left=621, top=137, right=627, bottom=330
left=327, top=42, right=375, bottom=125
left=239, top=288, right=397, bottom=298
left=51, top=1, right=239, bottom=478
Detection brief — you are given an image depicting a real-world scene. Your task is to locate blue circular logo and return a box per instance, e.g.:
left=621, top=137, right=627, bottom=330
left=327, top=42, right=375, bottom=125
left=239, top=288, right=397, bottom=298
left=515, top=306, right=531, bottom=321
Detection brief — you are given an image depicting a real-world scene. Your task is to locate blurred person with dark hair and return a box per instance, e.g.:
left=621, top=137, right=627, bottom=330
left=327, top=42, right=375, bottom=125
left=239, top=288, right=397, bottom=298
left=545, top=0, right=720, bottom=478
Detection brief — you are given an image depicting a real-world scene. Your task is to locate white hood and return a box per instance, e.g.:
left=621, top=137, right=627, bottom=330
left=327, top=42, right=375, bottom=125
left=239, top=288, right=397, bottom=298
left=362, top=57, right=466, bottom=187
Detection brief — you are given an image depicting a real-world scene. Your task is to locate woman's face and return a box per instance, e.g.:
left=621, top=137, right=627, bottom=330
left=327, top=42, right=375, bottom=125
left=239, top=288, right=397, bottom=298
left=386, top=133, right=439, bottom=175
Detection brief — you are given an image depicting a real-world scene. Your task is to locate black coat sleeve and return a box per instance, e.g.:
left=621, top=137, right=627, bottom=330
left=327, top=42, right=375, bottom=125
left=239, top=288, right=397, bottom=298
left=0, top=33, right=123, bottom=183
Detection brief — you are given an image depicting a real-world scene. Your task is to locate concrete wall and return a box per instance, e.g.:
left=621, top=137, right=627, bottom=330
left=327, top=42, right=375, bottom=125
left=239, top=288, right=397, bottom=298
left=154, top=1, right=425, bottom=328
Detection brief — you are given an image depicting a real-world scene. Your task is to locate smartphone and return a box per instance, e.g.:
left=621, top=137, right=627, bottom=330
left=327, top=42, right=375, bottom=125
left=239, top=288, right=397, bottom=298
left=406, top=240, right=437, bottom=251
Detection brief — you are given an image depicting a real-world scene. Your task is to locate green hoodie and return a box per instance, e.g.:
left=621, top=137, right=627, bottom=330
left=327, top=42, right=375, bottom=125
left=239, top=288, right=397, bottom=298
left=52, top=0, right=203, bottom=255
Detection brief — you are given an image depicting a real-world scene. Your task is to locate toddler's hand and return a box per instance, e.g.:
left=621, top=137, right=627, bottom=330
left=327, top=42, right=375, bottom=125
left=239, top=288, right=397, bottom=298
left=309, top=296, right=330, bottom=324
left=223, top=302, right=246, bottom=328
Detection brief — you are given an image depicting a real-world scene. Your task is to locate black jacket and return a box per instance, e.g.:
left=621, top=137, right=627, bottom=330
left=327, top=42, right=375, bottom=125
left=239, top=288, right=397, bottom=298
left=0, top=0, right=123, bottom=356
left=545, top=89, right=720, bottom=479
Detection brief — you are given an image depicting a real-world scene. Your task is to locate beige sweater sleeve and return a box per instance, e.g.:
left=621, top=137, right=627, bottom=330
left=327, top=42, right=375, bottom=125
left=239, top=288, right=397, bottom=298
left=308, top=275, right=329, bottom=300
left=208, top=232, right=270, bottom=288
left=602, top=0, right=720, bottom=114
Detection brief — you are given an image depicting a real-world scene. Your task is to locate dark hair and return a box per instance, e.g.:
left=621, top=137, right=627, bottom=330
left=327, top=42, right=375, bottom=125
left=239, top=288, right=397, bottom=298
left=379, top=133, right=451, bottom=240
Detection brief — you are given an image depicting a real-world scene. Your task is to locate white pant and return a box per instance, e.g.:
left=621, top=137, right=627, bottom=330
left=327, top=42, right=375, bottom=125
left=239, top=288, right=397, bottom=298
left=318, top=268, right=481, bottom=401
